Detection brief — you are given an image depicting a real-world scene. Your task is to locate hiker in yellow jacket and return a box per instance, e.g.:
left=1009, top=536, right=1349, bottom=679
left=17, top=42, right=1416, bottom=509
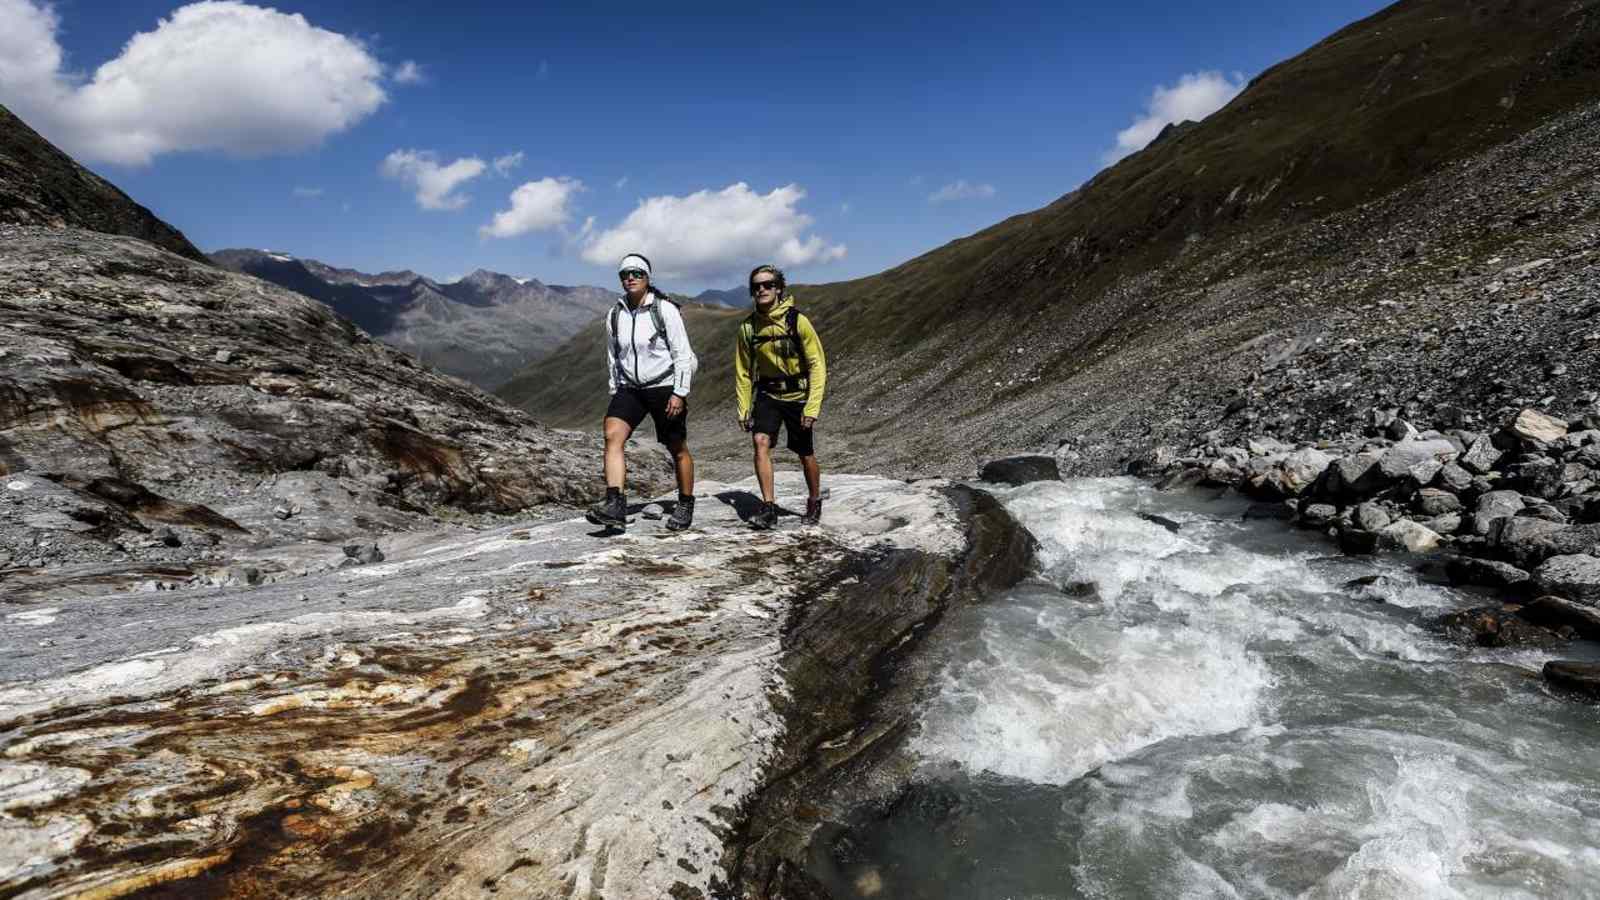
left=735, top=264, right=826, bottom=529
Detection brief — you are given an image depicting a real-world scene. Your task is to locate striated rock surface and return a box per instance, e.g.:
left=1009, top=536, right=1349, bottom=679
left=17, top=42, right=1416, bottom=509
left=0, top=474, right=1014, bottom=898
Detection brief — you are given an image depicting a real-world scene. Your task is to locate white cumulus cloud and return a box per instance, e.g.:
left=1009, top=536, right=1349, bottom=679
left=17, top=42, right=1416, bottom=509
left=0, top=0, right=387, bottom=166
left=380, top=149, right=487, bottom=211
left=928, top=180, right=996, bottom=204
left=393, top=60, right=426, bottom=84
left=492, top=152, right=525, bottom=176
left=580, top=183, right=845, bottom=282
left=1105, top=70, right=1246, bottom=164
left=481, top=177, right=584, bottom=238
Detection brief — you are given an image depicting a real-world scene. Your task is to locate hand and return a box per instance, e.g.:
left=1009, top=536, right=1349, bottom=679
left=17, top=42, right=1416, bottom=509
left=801, top=416, right=816, bottom=430
left=666, top=395, right=685, bottom=419
left=739, top=416, right=752, bottom=432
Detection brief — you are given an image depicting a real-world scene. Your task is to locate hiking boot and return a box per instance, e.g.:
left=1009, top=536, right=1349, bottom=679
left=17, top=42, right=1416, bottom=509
left=749, top=501, right=778, bottom=530
left=665, top=495, right=695, bottom=531
left=585, top=488, right=627, bottom=529
left=801, top=496, right=823, bottom=526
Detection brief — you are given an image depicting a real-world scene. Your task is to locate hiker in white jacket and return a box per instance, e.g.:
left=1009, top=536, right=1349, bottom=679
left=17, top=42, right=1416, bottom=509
left=585, top=253, right=699, bottom=532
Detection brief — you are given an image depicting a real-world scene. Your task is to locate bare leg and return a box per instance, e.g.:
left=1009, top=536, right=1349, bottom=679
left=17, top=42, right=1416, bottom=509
left=799, top=453, right=821, bottom=499
left=602, top=417, right=633, bottom=489
left=666, top=438, right=695, bottom=496
left=753, top=433, right=776, bottom=503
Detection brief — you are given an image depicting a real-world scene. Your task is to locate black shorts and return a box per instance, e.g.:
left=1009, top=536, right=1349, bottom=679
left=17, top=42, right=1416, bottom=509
left=753, top=393, right=815, bottom=456
left=606, top=387, right=687, bottom=445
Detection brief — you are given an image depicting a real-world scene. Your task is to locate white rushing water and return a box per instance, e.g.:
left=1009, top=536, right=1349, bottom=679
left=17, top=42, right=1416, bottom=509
left=842, top=478, right=1600, bottom=899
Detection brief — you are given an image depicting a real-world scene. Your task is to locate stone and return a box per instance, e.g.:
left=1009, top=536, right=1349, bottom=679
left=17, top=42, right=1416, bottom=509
left=1473, top=490, right=1526, bottom=536
left=1406, top=458, right=1444, bottom=490
left=1386, top=419, right=1420, bottom=442
left=978, top=455, right=1060, bottom=486
left=1445, top=556, right=1531, bottom=589
left=272, top=504, right=294, bottom=520
left=1242, top=502, right=1296, bottom=522
left=342, top=542, right=385, bottom=565
left=1156, top=468, right=1206, bottom=493
left=152, top=527, right=181, bottom=548
left=1299, top=503, right=1338, bottom=529
left=1327, top=450, right=1385, bottom=499
left=1413, top=488, right=1462, bottom=516
left=640, top=504, right=665, bottom=520
left=1440, top=607, right=1565, bottom=648
left=214, top=349, right=234, bottom=364
left=1512, top=408, right=1568, bottom=444
left=1434, top=462, right=1474, bottom=493
left=1379, top=519, right=1443, bottom=553
left=1247, top=437, right=1292, bottom=457
left=1543, top=661, right=1600, bottom=701
left=1419, top=513, right=1463, bottom=536
left=1376, top=439, right=1458, bottom=482
left=1510, top=457, right=1564, bottom=500
left=1535, top=555, right=1600, bottom=606
left=1458, top=436, right=1503, bottom=475
left=1338, top=527, right=1379, bottom=555
left=1137, top=513, right=1182, bottom=533
left=1492, top=517, right=1570, bottom=568
left=1354, top=502, right=1392, bottom=533
left=1263, top=447, right=1333, bottom=496
left=1520, top=596, right=1600, bottom=641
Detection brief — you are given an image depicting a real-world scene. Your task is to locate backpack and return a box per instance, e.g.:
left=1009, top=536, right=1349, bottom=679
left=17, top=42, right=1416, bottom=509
left=610, top=290, right=680, bottom=388
left=742, top=307, right=810, bottom=397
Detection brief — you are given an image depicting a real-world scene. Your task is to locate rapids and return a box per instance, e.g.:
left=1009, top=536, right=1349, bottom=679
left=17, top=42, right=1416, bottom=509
left=825, top=479, right=1600, bottom=899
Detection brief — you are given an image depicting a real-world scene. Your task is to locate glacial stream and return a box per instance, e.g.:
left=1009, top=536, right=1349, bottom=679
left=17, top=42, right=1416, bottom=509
left=818, top=478, right=1600, bottom=899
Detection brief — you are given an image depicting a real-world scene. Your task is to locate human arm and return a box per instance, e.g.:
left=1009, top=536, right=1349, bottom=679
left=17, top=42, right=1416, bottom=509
left=664, top=302, right=696, bottom=398
left=604, top=307, right=617, bottom=396
left=733, top=324, right=753, bottom=425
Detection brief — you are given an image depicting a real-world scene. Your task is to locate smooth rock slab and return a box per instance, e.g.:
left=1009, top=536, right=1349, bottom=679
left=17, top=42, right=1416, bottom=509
left=1544, top=661, right=1600, bottom=700
left=1445, top=556, right=1532, bottom=590
left=1520, top=596, right=1600, bottom=641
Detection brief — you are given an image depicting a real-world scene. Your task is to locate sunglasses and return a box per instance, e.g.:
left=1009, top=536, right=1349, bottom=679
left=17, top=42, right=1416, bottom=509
left=619, top=269, right=648, bottom=281
left=749, top=280, right=780, bottom=295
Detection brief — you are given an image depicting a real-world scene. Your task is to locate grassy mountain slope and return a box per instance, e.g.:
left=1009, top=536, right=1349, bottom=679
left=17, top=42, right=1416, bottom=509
left=497, top=0, right=1600, bottom=475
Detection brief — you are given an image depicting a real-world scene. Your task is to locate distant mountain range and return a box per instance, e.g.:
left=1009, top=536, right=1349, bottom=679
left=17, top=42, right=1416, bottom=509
left=209, top=249, right=617, bottom=390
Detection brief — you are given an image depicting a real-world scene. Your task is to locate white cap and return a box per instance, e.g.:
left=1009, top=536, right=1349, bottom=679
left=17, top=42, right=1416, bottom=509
left=618, top=254, right=651, bottom=276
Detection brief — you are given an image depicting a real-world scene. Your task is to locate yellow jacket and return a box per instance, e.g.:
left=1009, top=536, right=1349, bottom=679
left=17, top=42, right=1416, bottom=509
left=734, top=295, right=827, bottom=420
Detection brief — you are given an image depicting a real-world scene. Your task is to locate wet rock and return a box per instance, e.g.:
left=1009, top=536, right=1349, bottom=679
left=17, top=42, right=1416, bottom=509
left=1377, top=439, right=1457, bottom=483
left=1243, top=501, right=1296, bottom=522
left=1473, top=490, right=1526, bottom=535
left=1338, top=527, right=1379, bottom=555
left=1492, top=517, right=1570, bottom=568
left=1137, top=512, right=1182, bottom=533
left=1299, top=503, right=1339, bottom=529
left=1379, top=519, right=1443, bottom=553
left=1543, top=661, right=1600, bottom=701
left=1326, top=450, right=1385, bottom=499
left=1441, top=606, right=1566, bottom=647
left=978, top=455, right=1060, bottom=486
left=1445, top=555, right=1531, bottom=589
left=1535, top=555, right=1600, bottom=606
left=1519, top=596, right=1600, bottom=641
left=1274, top=447, right=1334, bottom=496
left=1512, top=408, right=1568, bottom=444
left=1155, top=467, right=1206, bottom=492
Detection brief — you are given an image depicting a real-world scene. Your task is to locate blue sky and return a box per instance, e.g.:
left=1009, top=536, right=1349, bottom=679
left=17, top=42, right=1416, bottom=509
left=1, top=0, right=1391, bottom=291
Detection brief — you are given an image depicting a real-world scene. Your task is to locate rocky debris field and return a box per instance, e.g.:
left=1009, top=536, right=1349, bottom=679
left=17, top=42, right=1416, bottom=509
left=0, top=474, right=1001, bottom=899
left=1143, top=405, right=1600, bottom=696
left=0, top=226, right=672, bottom=586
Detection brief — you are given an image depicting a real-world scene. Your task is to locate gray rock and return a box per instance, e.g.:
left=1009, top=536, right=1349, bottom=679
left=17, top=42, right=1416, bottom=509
left=1376, top=439, right=1458, bottom=483
left=1386, top=419, right=1420, bottom=442
left=1379, top=519, right=1443, bottom=553
left=1414, top=488, right=1462, bottom=516
left=1338, top=527, right=1379, bottom=555
left=272, top=504, right=294, bottom=520
left=640, top=504, right=665, bottom=520
left=1535, top=555, right=1600, bottom=606
left=1473, top=490, right=1526, bottom=535
left=214, top=349, right=234, bottom=364
left=1419, top=512, right=1463, bottom=536
left=1512, top=408, right=1568, bottom=444
left=1520, top=596, right=1600, bottom=641
left=342, top=542, right=385, bottom=565
left=1435, top=462, right=1475, bottom=493
left=1299, top=503, right=1338, bottom=529
left=1459, top=435, right=1503, bottom=475
left=1354, top=502, right=1392, bottom=533
left=1406, top=458, right=1444, bottom=490
left=1446, top=556, right=1531, bottom=589
left=1492, top=518, right=1570, bottom=568
left=1327, top=450, right=1385, bottom=499
left=1441, top=607, right=1565, bottom=648
left=978, top=455, right=1060, bottom=486
left=1247, top=437, right=1292, bottom=457
left=1543, top=661, right=1600, bottom=701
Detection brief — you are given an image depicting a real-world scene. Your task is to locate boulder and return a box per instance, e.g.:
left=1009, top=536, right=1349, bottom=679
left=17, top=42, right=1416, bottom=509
left=1543, top=661, right=1600, bottom=701
left=1406, top=458, right=1444, bottom=490
left=1492, top=517, right=1571, bottom=568
left=978, top=455, right=1060, bottom=486
left=1414, top=488, right=1462, bottom=517
left=1519, top=596, right=1600, bottom=641
left=1459, top=436, right=1503, bottom=475
left=1376, top=440, right=1458, bottom=482
left=1439, top=607, right=1565, bottom=648
left=1473, top=490, right=1526, bottom=536
left=1299, top=503, right=1338, bottom=529
left=1326, top=450, right=1386, bottom=499
left=1247, top=437, right=1292, bottom=457
left=1512, top=409, right=1569, bottom=444
left=1354, top=502, right=1392, bottom=533
left=1434, top=462, right=1475, bottom=493
left=1535, top=555, right=1600, bottom=605
left=1445, top=556, right=1531, bottom=590
left=1419, top=512, right=1463, bottom=536
left=342, top=542, right=386, bottom=565
left=1275, top=447, right=1334, bottom=496
left=1510, top=457, right=1565, bottom=500
left=1379, top=519, right=1444, bottom=553
left=1338, top=527, right=1379, bottom=555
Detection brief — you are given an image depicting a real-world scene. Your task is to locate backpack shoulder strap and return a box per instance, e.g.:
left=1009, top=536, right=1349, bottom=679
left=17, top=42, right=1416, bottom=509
left=648, top=299, right=671, bottom=354
left=787, top=308, right=808, bottom=375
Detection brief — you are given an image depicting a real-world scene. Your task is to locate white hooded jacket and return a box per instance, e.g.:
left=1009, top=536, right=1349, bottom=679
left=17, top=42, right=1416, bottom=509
left=604, top=293, right=697, bottom=397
